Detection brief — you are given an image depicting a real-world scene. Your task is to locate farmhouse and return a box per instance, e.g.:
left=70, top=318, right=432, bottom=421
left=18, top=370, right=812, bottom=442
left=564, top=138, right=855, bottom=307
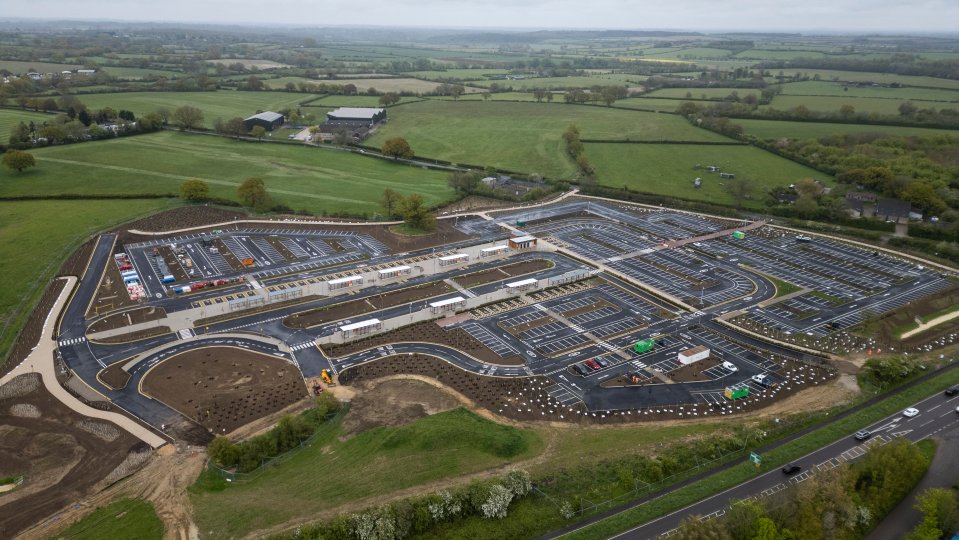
left=244, top=111, right=285, bottom=132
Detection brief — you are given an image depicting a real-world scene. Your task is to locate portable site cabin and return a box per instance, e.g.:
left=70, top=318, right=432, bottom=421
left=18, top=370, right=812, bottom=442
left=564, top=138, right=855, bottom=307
left=731, top=231, right=746, bottom=239
left=508, top=235, right=537, bottom=250
left=678, top=345, right=710, bottom=365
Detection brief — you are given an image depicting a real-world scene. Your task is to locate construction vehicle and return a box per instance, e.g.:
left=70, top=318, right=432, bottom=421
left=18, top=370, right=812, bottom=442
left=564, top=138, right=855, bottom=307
left=321, top=369, right=334, bottom=385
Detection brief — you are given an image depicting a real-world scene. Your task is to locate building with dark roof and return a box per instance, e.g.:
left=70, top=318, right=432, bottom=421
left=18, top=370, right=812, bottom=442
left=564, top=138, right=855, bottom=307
left=244, top=111, right=284, bottom=132
left=326, top=107, right=386, bottom=125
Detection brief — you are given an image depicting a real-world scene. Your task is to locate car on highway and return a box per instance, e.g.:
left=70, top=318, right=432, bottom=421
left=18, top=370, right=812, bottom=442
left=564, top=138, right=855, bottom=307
left=722, top=361, right=738, bottom=372
left=854, top=430, right=872, bottom=441
left=903, top=407, right=919, bottom=418
left=585, top=359, right=601, bottom=370
left=781, top=464, right=801, bottom=475
left=945, top=387, right=959, bottom=396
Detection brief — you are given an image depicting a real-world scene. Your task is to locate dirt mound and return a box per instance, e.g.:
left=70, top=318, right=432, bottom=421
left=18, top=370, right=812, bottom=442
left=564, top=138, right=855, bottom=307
left=341, top=379, right=460, bottom=437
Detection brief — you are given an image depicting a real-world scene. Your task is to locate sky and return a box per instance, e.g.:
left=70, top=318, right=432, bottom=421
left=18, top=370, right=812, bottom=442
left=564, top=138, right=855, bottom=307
left=4, top=0, right=959, bottom=34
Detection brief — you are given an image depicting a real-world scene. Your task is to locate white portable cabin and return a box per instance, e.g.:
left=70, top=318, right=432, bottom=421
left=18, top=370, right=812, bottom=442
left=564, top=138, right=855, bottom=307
left=678, top=345, right=710, bottom=365
left=508, top=235, right=537, bottom=250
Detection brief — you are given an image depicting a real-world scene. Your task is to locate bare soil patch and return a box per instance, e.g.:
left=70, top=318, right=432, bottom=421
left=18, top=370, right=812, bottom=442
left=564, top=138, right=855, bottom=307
left=87, top=306, right=167, bottom=333
left=0, top=374, right=144, bottom=538
left=454, top=259, right=552, bottom=288
left=122, top=205, right=247, bottom=233
left=140, top=347, right=309, bottom=434
left=284, top=281, right=452, bottom=329
left=98, top=362, right=133, bottom=390
left=85, top=251, right=140, bottom=318
left=666, top=357, right=722, bottom=383
left=321, top=320, right=524, bottom=366
left=436, top=195, right=519, bottom=213
left=340, top=378, right=460, bottom=437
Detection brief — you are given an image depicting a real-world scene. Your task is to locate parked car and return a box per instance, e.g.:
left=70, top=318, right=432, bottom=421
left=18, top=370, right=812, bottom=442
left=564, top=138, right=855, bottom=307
left=854, top=430, right=872, bottom=441
left=585, top=359, right=601, bottom=370
left=903, top=407, right=919, bottom=418
left=722, top=361, right=738, bottom=372
left=945, top=387, right=959, bottom=396
left=572, top=363, right=588, bottom=376
left=595, top=358, right=609, bottom=368
left=781, top=464, right=801, bottom=475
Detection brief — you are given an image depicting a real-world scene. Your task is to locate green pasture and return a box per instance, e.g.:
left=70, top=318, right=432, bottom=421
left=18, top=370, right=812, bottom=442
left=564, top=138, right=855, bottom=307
left=586, top=142, right=831, bottom=208
left=734, top=49, right=829, bottom=60
left=646, top=87, right=761, bottom=100
left=407, top=68, right=511, bottom=80
left=0, top=131, right=455, bottom=215
left=767, top=94, right=959, bottom=115
left=781, top=80, right=959, bottom=102
left=614, top=98, right=691, bottom=112
left=0, top=108, right=57, bottom=138
left=0, top=60, right=81, bottom=73
left=0, top=198, right=175, bottom=364
left=73, top=91, right=324, bottom=128
left=101, top=66, right=184, bottom=79
left=773, top=69, right=959, bottom=90
left=735, top=118, right=959, bottom=140
left=366, top=100, right=729, bottom=178
left=190, top=408, right=542, bottom=538
left=465, top=74, right=643, bottom=90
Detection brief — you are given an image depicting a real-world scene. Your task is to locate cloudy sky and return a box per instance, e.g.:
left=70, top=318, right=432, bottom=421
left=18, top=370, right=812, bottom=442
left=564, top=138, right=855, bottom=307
left=5, top=0, right=958, bottom=33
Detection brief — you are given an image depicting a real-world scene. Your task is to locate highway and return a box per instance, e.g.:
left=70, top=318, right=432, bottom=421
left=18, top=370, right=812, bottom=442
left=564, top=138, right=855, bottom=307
left=547, top=380, right=959, bottom=539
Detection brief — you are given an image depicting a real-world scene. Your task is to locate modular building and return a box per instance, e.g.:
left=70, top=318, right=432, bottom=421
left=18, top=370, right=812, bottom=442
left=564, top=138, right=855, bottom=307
left=429, top=296, right=466, bottom=314
left=438, top=253, right=469, bottom=267
left=508, top=235, right=537, bottom=250
left=339, top=318, right=382, bottom=338
left=328, top=275, right=364, bottom=290
left=724, top=386, right=750, bottom=400
left=678, top=345, right=710, bottom=365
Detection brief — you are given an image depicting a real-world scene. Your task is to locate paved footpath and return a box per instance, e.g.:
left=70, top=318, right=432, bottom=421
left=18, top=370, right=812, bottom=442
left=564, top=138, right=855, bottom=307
left=0, top=276, right=167, bottom=449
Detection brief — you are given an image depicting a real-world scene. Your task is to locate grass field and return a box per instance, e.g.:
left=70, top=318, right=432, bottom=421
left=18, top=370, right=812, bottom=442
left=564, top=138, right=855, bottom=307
left=100, top=66, right=184, bottom=79
left=0, top=60, right=81, bottom=73
left=328, top=77, right=478, bottom=94
left=586, top=143, right=831, bottom=208
left=0, top=108, right=58, bottom=138
left=736, top=118, right=959, bottom=140
left=366, top=101, right=729, bottom=178
left=52, top=498, right=163, bottom=540
left=307, top=94, right=418, bottom=107
left=774, top=69, right=959, bottom=90
left=190, top=408, right=543, bottom=538
left=767, top=94, right=959, bottom=115
left=406, top=69, right=511, bottom=80
left=0, top=198, right=174, bottom=364
left=646, top=88, right=761, bottom=100
left=73, top=91, right=324, bottom=128
left=614, top=97, right=690, bottom=112
left=465, top=74, right=643, bottom=91
left=781, top=80, right=959, bottom=102
left=734, top=49, right=829, bottom=60
left=0, top=131, right=455, bottom=215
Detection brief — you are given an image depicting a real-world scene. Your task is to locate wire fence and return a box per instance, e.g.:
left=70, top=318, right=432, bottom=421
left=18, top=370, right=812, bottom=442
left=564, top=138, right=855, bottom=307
left=206, top=406, right=349, bottom=484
